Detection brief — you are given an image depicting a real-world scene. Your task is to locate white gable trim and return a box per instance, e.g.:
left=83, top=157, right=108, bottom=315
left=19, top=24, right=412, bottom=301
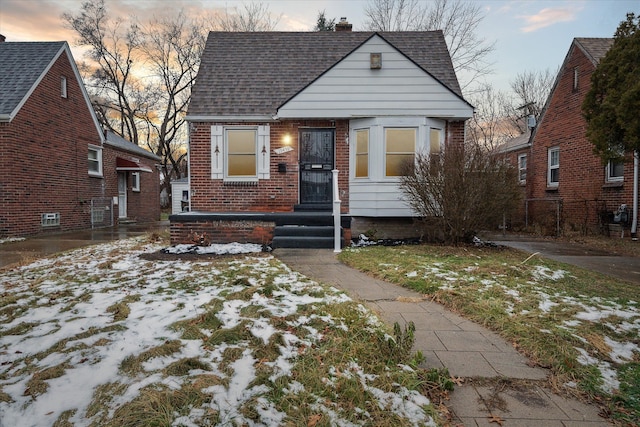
left=277, top=34, right=473, bottom=120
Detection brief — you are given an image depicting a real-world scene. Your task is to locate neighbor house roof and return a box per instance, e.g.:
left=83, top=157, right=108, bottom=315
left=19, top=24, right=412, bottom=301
left=188, top=31, right=463, bottom=118
left=0, top=41, right=66, bottom=120
left=574, top=38, right=614, bottom=66
left=105, top=131, right=161, bottom=161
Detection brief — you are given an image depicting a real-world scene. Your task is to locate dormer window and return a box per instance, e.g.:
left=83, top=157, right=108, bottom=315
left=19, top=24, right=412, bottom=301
left=61, top=76, right=67, bottom=98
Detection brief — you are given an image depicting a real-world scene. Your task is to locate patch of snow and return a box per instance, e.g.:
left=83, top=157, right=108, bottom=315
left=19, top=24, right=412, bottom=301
left=604, top=336, right=638, bottom=363
left=575, top=348, right=619, bottom=393
left=163, top=242, right=264, bottom=255
left=532, top=265, right=567, bottom=281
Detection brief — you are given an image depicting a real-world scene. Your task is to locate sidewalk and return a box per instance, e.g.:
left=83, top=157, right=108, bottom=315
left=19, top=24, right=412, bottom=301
left=275, top=248, right=609, bottom=426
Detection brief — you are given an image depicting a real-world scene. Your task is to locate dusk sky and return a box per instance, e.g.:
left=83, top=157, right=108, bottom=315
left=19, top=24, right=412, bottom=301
left=0, top=0, right=637, bottom=94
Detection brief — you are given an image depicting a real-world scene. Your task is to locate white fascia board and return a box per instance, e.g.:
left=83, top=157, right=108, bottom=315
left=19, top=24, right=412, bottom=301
left=185, top=115, right=276, bottom=122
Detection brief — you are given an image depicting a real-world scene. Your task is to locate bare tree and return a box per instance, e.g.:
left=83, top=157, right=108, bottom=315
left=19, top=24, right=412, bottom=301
left=213, top=2, right=281, bottom=31
left=467, top=83, right=520, bottom=150
left=64, top=0, right=280, bottom=207
left=363, top=0, right=495, bottom=92
left=507, top=68, right=556, bottom=133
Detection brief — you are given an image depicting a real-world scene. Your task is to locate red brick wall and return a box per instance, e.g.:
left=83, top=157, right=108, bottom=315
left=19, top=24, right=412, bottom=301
left=0, top=51, right=105, bottom=237
left=188, top=119, right=350, bottom=213
left=0, top=50, right=161, bottom=238
left=528, top=43, right=633, bottom=234
left=170, top=219, right=275, bottom=245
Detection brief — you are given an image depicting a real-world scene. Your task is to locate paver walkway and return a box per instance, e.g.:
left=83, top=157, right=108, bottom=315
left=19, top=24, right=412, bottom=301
left=275, top=248, right=609, bottom=426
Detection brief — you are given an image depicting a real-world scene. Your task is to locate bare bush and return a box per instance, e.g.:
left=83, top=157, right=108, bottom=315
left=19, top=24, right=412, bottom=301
left=399, top=143, right=522, bottom=245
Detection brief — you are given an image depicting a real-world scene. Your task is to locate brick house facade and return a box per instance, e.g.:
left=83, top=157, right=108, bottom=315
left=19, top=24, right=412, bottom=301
left=172, top=29, right=472, bottom=247
left=0, top=39, right=160, bottom=238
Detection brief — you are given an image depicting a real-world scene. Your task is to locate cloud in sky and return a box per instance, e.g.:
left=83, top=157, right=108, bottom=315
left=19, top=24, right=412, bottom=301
left=519, top=7, right=580, bottom=33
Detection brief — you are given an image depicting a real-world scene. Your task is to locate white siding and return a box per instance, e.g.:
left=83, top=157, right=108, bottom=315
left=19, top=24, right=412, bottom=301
left=350, top=181, right=413, bottom=216
left=171, top=180, right=190, bottom=214
left=278, top=35, right=473, bottom=120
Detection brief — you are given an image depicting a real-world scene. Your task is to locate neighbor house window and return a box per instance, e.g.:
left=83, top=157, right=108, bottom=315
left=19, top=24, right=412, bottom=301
left=518, top=153, right=527, bottom=184
left=131, top=172, right=140, bottom=192
left=88, top=145, right=103, bottom=177
left=355, top=129, right=369, bottom=178
left=226, top=128, right=257, bottom=178
left=547, top=147, right=559, bottom=186
left=385, top=128, right=416, bottom=177
left=606, top=159, right=624, bottom=182
left=61, top=76, right=67, bottom=98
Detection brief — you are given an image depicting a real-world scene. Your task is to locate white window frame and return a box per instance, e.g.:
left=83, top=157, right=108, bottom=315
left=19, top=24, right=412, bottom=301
left=41, top=213, right=60, bottom=227
left=606, top=159, right=624, bottom=183
left=211, top=125, right=270, bottom=181
left=518, top=153, right=527, bottom=184
left=131, top=172, right=141, bottom=192
left=88, top=145, right=103, bottom=177
left=547, top=147, right=559, bottom=187
left=61, top=76, right=67, bottom=98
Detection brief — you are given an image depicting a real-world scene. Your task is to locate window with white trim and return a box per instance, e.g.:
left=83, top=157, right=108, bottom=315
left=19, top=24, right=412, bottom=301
left=547, top=147, right=559, bottom=186
left=131, top=172, right=140, bottom=192
left=88, top=145, right=103, bottom=177
left=211, top=125, right=270, bottom=181
left=385, top=128, right=416, bottom=177
left=518, top=153, right=527, bottom=184
left=61, top=76, right=67, bottom=98
left=429, top=128, right=442, bottom=155
left=606, top=159, right=624, bottom=182
left=355, top=129, right=369, bottom=178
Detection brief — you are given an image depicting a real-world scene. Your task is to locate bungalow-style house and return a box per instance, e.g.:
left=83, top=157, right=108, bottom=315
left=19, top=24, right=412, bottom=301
left=171, top=28, right=473, bottom=247
left=515, top=37, right=635, bottom=236
left=0, top=36, right=161, bottom=237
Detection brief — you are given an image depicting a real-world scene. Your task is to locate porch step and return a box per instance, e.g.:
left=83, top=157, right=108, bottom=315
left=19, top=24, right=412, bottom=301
left=293, top=204, right=332, bottom=212
left=272, top=225, right=343, bottom=249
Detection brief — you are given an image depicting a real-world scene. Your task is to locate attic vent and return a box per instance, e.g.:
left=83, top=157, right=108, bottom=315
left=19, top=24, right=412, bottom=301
left=370, top=53, right=382, bottom=69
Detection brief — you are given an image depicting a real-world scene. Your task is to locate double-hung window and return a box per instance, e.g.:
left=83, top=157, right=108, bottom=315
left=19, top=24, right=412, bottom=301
left=88, top=145, right=103, bottom=177
left=385, top=128, right=416, bottom=177
left=606, top=159, right=624, bottom=182
left=355, top=129, right=369, bottom=178
left=211, top=125, right=270, bottom=181
left=547, top=147, right=559, bottom=187
left=131, top=172, right=141, bottom=192
left=518, top=154, right=527, bottom=184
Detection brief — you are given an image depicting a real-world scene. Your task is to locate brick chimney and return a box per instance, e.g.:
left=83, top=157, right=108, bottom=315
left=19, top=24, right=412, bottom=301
left=0, top=34, right=6, bottom=43
left=335, top=17, right=352, bottom=32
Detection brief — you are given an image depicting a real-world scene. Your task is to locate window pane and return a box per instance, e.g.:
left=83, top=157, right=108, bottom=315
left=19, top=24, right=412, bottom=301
left=228, top=154, right=256, bottom=176
left=386, top=128, right=415, bottom=153
left=355, top=129, right=368, bottom=178
left=610, top=160, right=624, bottom=178
left=550, top=168, right=559, bottom=183
left=228, top=130, right=256, bottom=154
left=429, top=128, right=442, bottom=154
left=386, top=154, right=413, bottom=177
left=550, top=149, right=559, bottom=166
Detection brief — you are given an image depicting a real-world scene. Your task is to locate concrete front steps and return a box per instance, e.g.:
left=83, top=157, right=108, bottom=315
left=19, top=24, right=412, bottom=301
left=271, top=208, right=347, bottom=249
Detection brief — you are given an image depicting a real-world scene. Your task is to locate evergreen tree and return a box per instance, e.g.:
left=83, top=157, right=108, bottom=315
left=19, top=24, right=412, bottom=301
left=314, top=11, right=336, bottom=31
left=583, top=12, right=640, bottom=160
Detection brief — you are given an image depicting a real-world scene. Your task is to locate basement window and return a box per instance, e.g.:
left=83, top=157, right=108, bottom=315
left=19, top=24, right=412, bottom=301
left=41, top=213, right=60, bottom=227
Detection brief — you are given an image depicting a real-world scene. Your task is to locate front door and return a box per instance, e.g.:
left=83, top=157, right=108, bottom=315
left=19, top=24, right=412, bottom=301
left=299, top=129, right=335, bottom=205
left=118, top=173, right=127, bottom=218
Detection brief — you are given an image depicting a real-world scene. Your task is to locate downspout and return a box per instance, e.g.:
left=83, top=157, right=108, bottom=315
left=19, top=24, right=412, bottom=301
left=632, top=150, right=638, bottom=240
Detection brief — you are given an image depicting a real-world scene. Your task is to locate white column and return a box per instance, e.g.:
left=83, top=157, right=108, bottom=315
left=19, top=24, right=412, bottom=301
left=332, top=169, right=341, bottom=253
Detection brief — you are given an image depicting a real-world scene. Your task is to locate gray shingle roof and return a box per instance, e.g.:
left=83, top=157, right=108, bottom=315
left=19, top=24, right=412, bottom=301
left=188, top=31, right=463, bottom=117
left=105, top=131, right=161, bottom=161
left=0, top=41, right=66, bottom=118
left=574, top=38, right=614, bottom=66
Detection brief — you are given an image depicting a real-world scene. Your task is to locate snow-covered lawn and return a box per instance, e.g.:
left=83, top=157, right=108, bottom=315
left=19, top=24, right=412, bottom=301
left=0, top=237, right=437, bottom=426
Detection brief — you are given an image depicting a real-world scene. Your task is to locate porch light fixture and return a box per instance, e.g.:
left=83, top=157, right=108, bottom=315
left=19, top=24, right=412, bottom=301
left=283, top=133, right=292, bottom=145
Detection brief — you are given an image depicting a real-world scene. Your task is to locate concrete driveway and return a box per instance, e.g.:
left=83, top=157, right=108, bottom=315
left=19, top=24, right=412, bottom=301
left=0, top=222, right=168, bottom=270
left=489, top=235, right=640, bottom=285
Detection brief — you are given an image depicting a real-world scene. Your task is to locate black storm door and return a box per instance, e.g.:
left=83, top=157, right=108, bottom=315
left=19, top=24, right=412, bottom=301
left=299, top=129, right=335, bottom=204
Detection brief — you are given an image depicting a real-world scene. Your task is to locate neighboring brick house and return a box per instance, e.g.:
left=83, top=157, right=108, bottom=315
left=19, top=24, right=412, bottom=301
left=518, top=37, right=638, bottom=236
left=498, top=129, right=531, bottom=230
left=0, top=38, right=160, bottom=238
left=171, top=28, right=473, bottom=247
